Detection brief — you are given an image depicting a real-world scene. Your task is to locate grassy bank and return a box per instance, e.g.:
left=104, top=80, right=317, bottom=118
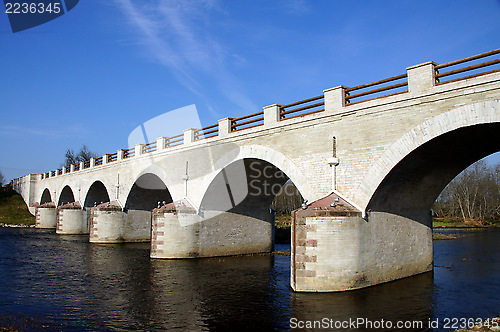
left=0, top=186, right=35, bottom=226
left=433, top=217, right=499, bottom=228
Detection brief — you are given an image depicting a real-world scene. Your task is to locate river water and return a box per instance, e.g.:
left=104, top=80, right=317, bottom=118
left=0, top=227, right=498, bottom=331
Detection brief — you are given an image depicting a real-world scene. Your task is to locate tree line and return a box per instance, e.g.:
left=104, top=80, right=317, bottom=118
left=272, top=159, right=499, bottom=224
left=433, top=160, right=499, bottom=224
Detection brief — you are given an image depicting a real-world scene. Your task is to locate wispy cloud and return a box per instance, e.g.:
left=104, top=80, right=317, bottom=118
left=113, top=0, right=257, bottom=116
left=282, top=0, right=311, bottom=15
left=0, top=124, right=87, bottom=138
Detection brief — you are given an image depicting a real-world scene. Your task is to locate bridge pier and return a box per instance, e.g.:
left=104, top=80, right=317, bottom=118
left=151, top=200, right=273, bottom=258
left=291, top=194, right=432, bottom=292
left=89, top=203, right=151, bottom=243
left=35, top=203, right=57, bottom=229
left=56, top=203, right=89, bottom=235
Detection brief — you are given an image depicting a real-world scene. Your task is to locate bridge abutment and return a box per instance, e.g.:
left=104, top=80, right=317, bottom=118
left=35, top=203, right=57, bottom=229
left=291, top=195, right=432, bottom=292
left=151, top=200, right=273, bottom=259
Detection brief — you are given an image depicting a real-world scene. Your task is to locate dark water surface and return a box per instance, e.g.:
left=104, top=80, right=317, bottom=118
left=0, top=227, right=498, bottom=331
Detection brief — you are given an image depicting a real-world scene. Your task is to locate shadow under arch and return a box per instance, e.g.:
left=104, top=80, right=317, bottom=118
left=198, top=144, right=314, bottom=210
left=40, top=188, right=52, bottom=204
left=58, top=185, right=75, bottom=206
left=200, top=158, right=301, bottom=225
left=357, top=99, right=500, bottom=211
left=366, top=122, right=500, bottom=221
left=124, top=173, right=172, bottom=211
left=84, top=181, right=110, bottom=208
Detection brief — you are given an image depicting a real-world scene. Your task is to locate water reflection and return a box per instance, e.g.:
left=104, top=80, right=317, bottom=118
left=0, top=228, right=499, bottom=331
left=291, top=273, right=433, bottom=331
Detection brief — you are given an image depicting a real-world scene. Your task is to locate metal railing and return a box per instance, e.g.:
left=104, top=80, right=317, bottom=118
left=231, top=111, right=264, bottom=131
left=165, top=134, right=184, bottom=147
left=107, top=153, right=117, bottom=163
left=143, top=141, right=157, bottom=154
left=280, top=95, right=324, bottom=120
left=195, top=124, right=219, bottom=141
left=436, top=48, right=500, bottom=84
left=123, top=148, right=135, bottom=159
left=345, top=73, right=408, bottom=105
left=95, top=157, right=103, bottom=166
left=83, top=160, right=90, bottom=169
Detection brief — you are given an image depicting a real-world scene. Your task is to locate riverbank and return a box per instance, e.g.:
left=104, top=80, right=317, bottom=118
left=0, top=187, right=35, bottom=226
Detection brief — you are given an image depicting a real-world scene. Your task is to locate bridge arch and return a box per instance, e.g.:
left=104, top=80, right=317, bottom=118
left=124, top=173, right=172, bottom=211
left=357, top=99, right=500, bottom=215
left=84, top=181, right=111, bottom=208
left=40, top=188, right=52, bottom=204
left=57, top=185, right=76, bottom=206
left=197, top=144, right=314, bottom=211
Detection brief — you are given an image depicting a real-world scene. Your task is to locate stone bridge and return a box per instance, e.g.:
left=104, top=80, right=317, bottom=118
left=13, top=49, right=500, bottom=292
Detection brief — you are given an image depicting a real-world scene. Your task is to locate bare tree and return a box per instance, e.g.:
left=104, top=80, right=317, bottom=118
left=271, top=180, right=303, bottom=214
left=78, top=145, right=98, bottom=162
left=63, top=145, right=98, bottom=167
left=434, top=160, right=500, bottom=224
left=64, top=149, right=78, bottom=167
left=0, top=169, right=4, bottom=186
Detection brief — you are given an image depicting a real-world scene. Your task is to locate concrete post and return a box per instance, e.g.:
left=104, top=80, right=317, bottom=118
left=407, top=61, right=437, bottom=95
left=102, top=154, right=108, bottom=165
left=79, top=161, right=84, bottom=171
left=157, top=137, right=167, bottom=151
left=184, top=129, right=196, bottom=145
left=324, top=86, right=346, bottom=113
left=263, top=104, right=281, bottom=127
left=135, top=144, right=144, bottom=157
left=117, top=149, right=124, bottom=161
left=62, top=167, right=67, bottom=175
left=218, top=118, right=232, bottom=137
left=70, top=164, right=75, bottom=172
left=90, top=158, right=96, bottom=168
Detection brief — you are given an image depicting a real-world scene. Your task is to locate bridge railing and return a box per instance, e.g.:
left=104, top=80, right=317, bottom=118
left=435, top=49, right=500, bottom=85
left=95, top=157, right=103, bottom=166
left=280, top=95, right=324, bottom=120
left=143, top=141, right=157, bottom=154
left=166, top=133, right=184, bottom=147
left=123, top=147, right=135, bottom=159
left=345, top=73, right=408, bottom=105
left=107, top=153, right=117, bottom=163
left=231, top=111, right=264, bottom=131
left=83, top=160, right=90, bottom=169
left=195, top=124, right=219, bottom=141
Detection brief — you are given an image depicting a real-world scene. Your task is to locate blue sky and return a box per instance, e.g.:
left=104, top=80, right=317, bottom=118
left=1, top=0, right=499, bottom=182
